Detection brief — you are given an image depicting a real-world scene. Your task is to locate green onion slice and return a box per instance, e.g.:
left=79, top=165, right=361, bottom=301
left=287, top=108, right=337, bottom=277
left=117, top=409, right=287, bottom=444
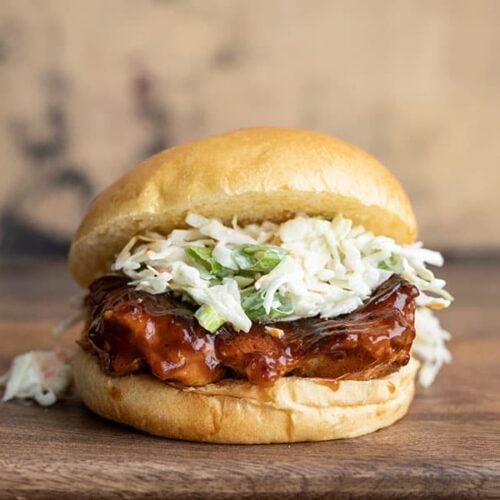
left=194, top=304, right=225, bottom=333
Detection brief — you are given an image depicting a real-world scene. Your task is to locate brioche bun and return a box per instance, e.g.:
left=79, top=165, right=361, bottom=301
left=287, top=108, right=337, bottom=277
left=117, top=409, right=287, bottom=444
left=70, top=127, right=419, bottom=443
left=73, top=349, right=418, bottom=444
left=69, top=127, right=416, bottom=287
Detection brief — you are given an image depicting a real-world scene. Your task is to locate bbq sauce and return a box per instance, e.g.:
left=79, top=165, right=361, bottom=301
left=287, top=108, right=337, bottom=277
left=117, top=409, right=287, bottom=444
left=85, top=276, right=224, bottom=386
left=83, top=274, right=418, bottom=387
left=216, top=275, right=418, bottom=384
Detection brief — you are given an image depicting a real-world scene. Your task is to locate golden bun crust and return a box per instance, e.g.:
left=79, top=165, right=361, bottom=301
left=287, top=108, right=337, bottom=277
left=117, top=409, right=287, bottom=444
left=69, top=127, right=417, bottom=287
left=73, top=349, right=418, bottom=444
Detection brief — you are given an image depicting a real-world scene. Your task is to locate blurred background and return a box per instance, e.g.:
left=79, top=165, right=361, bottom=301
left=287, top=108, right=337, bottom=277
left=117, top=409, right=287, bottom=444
left=0, top=0, right=498, bottom=259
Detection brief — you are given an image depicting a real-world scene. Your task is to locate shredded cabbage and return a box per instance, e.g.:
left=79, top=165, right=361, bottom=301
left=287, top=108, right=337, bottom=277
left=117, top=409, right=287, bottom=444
left=113, top=213, right=453, bottom=332
left=0, top=350, right=72, bottom=406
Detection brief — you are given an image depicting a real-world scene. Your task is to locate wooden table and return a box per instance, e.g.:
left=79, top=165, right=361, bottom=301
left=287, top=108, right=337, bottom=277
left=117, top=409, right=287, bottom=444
left=0, top=259, right=499, bottom=499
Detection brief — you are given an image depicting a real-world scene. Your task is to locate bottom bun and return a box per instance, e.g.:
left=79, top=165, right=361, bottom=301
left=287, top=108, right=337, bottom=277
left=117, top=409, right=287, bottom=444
left=73, top=349, right=419, bottom=444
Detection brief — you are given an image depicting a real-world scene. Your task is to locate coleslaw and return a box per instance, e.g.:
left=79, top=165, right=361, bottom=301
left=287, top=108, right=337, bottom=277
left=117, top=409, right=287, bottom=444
left=0, top=349, right=72, bottom=406
left=113, top=213, right=452, bottom=329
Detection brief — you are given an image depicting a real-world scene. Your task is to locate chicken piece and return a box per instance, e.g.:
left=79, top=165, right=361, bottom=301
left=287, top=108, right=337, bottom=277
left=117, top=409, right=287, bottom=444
left=214, top=326, right=298, bottom=385
left=84, top=276, right=224, bottom=386
left=83, top=274, right=418, bottom=388
left=215, top=275, right=418, bottom=385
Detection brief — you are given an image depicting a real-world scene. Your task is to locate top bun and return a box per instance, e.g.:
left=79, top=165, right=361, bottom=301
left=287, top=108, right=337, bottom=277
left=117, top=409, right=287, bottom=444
left=69, top=127, right=417, bottom=287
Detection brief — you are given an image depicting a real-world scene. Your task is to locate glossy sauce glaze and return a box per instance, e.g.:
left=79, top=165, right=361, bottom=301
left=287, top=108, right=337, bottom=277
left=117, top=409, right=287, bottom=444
left=82, top=274, right=418, bottom=387
left=84, top=276, right=224, bottom=386
left=215, top=275, right=418, bottom=385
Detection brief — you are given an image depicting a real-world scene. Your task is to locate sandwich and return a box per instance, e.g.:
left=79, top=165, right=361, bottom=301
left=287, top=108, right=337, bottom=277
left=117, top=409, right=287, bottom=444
left=3, top=127, right=453, bottom=443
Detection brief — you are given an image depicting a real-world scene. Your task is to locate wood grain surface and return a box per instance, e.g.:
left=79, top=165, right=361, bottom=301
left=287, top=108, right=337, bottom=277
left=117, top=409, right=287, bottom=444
left=0, top=259, right=499, bottom=499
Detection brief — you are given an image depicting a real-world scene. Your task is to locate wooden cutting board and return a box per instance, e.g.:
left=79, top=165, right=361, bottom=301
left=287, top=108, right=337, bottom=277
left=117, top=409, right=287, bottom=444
left=0, top=260, right=499, bottom=498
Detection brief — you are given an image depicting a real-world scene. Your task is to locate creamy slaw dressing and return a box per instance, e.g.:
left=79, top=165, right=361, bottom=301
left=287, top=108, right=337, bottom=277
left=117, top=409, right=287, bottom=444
left=113, top=213, right=452, bottom=328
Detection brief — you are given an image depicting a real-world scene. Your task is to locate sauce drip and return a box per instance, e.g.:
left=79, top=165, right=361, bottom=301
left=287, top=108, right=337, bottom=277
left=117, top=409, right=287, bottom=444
left=315, top=379, right=341, bottom=391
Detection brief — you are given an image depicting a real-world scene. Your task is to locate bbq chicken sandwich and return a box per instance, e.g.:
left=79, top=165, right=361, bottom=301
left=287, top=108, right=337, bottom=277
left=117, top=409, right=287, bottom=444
left=66, top=127, right=452, bottom=443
